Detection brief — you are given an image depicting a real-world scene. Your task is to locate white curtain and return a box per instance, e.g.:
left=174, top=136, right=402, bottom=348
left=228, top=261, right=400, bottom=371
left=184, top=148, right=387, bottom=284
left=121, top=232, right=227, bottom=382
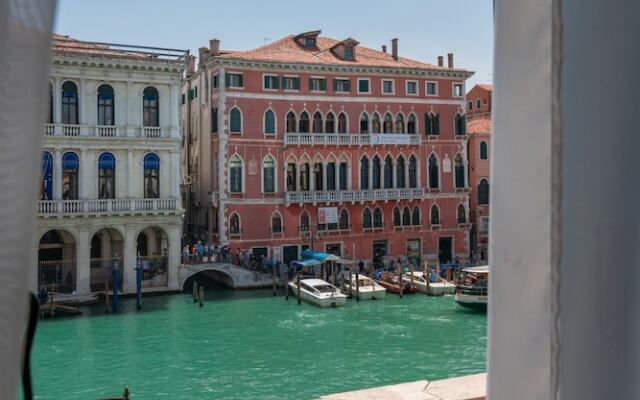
left=0, top=1, right=55, bottom=398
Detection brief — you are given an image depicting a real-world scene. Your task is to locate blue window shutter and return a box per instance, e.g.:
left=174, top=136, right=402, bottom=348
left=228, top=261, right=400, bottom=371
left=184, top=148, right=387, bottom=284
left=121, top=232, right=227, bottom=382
left=333, top=79, right=338, bottom=92
left=225, top=73, right=230, bottom=88
left=294, top=77, right=300, bottom=90
left=320, top=79, right=326, bottom=91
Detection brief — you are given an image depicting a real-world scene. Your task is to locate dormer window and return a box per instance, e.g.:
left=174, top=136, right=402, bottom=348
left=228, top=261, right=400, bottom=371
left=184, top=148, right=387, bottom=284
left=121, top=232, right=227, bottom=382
left=344, top=46, right=354, bottom=60
left=304, top=37, right=316, bottom=49
left=330, top=38, right=360, bottom=61
left=294, top=30, right=321, bottom=50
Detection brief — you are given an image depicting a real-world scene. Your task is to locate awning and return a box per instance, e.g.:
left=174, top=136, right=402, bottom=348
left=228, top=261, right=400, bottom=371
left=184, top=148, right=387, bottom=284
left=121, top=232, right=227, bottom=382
left=291, top=259, right=322, bottom=267
left=463, top=265, right=490, bottom=274
left=301, top=250, right=340, bottom=262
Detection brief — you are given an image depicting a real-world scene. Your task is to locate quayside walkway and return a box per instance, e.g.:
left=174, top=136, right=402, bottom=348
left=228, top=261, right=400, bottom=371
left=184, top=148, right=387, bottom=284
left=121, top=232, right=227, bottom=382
left=318, top=373, right=486, bottom=400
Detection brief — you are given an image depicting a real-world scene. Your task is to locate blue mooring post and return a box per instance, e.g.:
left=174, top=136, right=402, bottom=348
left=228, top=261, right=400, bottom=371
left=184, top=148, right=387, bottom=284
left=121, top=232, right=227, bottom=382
left=112, top=254, right=120, bottom=313
left=136, top=253, right=143, bottom=311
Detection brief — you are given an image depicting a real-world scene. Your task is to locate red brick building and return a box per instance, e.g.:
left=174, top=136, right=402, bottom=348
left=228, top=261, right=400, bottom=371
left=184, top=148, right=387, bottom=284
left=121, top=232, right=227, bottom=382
left=182, top=31, right=474, bottom=267
left=466, top=84, right=492, bottom=262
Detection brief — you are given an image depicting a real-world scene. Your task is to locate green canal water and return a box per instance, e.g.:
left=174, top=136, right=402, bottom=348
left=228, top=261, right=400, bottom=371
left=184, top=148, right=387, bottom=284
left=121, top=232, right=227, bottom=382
left=29, top=286, right=486, bottom=400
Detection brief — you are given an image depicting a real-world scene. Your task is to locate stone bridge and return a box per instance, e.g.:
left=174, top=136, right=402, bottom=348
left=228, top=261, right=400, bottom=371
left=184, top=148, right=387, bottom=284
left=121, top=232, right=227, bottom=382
left=178, top=263, right=276, bottom=290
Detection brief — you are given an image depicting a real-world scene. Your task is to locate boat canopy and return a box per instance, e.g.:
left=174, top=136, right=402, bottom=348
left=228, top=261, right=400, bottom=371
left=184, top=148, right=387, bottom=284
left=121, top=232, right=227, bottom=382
left=463, top=265, right=490, bottom=274
left=292, top=259, right=322, bottom=267
left=301, top=250, right=340, bottom=262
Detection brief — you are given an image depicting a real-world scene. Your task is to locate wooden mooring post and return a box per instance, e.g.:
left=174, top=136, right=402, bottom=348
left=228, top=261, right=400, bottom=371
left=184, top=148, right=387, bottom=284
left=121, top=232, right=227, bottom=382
left=398, top=268, right=404, bottom=298
left=272, top=266, right=277, bottom=296
left=425, top=265, right=430, bottom=296
left=355, top=272, right=360, bottom=302
left=296, top=275, right=301, bottom=305
left=49, top=284, right=55, bottom=317
left=193, top=281, right=198, bottom=303
left=198, top=286, right=204, bottom=307
left=348, top=270, right=353, bottom=298
left=409, top=265, right=415, bottom=290
left=104, top=281, right=110, bottom=313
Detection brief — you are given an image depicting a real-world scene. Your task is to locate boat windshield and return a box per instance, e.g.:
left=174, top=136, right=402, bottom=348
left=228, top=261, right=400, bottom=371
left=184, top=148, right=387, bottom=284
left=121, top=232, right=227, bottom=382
left=314, top=284, right=336, bottom=293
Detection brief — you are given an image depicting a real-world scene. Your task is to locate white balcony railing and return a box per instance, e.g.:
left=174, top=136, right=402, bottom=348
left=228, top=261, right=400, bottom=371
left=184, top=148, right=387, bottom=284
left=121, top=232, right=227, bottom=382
left=284, top=188, right=425, bottom=204
left=42, top=124, right=168, bottom=139
left=96, top=125, right=118, bottom=137
left=284, top=133, right=421, bottom=146
left=142, top=127, right=162, bottom=138
left=37, top=198, right=180, bottom=217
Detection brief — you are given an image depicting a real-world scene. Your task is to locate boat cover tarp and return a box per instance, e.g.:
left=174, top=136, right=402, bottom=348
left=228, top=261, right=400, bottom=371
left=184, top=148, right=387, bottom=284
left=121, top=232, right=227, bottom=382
left=301, top=250, right=340, bottom=262
left=462, top=265, right=490, bottom=273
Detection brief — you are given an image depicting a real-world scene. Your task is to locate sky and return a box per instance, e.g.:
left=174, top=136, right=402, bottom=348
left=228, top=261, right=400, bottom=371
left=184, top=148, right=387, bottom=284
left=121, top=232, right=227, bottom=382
left=54, top=0, right=493, bottom=88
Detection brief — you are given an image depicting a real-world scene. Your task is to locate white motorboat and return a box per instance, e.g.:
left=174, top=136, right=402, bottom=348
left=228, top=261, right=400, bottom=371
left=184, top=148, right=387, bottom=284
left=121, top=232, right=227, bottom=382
left=403, top=271, right=456, bottom=296
left=343, top=274, right=386, bottom=300
left=454, top=265, right=489, bottom=311
left=288, top=278, right=347, bottom=308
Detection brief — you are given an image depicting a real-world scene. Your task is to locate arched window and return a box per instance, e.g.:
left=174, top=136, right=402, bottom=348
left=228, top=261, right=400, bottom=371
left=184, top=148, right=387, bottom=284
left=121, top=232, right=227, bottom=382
left=371, top=113, right=381, bottom=133
left=384, top=156, right=393, bottom=188
left=98, top=152, right=116, bottom=199
left=263, top=156, right=276, bottom=193
left=407, top=114, right=417, bottom=134
left=229, top=213, right=240, bottom=235
left=264, top=109, right=276, bottom=134
left=229, top=107, right=242, bottom=133
left=430, top=204, right=440, bottom=225
left=299, top=111, right=310, bottom=133
left=272, top=212, right=282, bottom=233
left=395, top=114, right=405, bottom=133
left=313, top=161, right=323, bottom=191
left=393, top=207, right=401, bottom=226
left=143, top=87, right=159, bottom=127
left=48, top=82, right=53, bottom=123
left=229, top=155, right=243, bottom=193
left=363, top=208, right=372, bottom=229
left=480, top=141, right=489, bottom=160
left=373, top=207, right=383, bottom=228
left=408, top=155, right=418, bottom=188
left=143, top=153, right=160, bottom=198
left=383, top=113, right=393, bottom=133
left=286, top=161, right=297, bottom=191
left=300, top=212, right=310, bottom=232
left=478, top=178, right=490, bottom=205
left=372, top=156, right=381, bottom=189
left=339, top=159, right=348, bottom=190
left=455, top=113, right=466, bottom=135
left=61, top=81, right=78, bottom=124
left=338, top=112, right=347, bottom=133
left=402, top=207, right=411, bottom=226
left=97, top=84, right=114, bottom=126
left=457, top=204, right=467, bottom=223
left=299, top=160, right=310, bottom=191
left=428, top=154, right=439, bottom=189
left=286, top=111, right=297, bottom=133
left=396, top=156, right=406, bottom=188
left=339, top=209, right=349, bottom=230
left=454, top=154, right=465, bottom=188
left=326, top=161, right=336, bottom=191
left=61, top=152, right=79, bottom=200
left=325, top=112, right=335, bottom=133
left=360, top=157, right=369, bottom=190
left=360, top=113, right=369, bottom=133
left=412, top=207, right=421, bottom=225
left=425, top=112, right=440, bottom=135
left=41, top=151, right=53, bottom=200
left=312, top=111, right=323, bottom=133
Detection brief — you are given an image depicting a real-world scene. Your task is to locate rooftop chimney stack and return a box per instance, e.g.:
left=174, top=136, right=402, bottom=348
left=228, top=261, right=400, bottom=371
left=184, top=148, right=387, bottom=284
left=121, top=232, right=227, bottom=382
left=447, top=53, right=454, bottom=68
left=437, top=56, right=444, bottom=67
left=187, top=55, right=196, bottom=76
left=382, top=45, right=387, bottom=54
left=198, top=47, right=208, bottom=67
left=391, top=38, right=398, bottom=61
left=210, top=38, right=220, bottom=56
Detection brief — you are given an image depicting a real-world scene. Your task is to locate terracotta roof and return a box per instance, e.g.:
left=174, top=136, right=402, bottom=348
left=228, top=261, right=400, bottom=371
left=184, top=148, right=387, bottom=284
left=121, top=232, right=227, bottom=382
left=216, top=34, right=469, bottom=71
left=477, top=84, right=493, bottom=91
left=467, top=118, right=492, bottom=133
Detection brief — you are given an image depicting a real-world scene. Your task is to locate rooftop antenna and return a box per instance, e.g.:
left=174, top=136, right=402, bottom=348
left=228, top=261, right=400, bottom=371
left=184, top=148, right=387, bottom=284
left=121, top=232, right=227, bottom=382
left=263, top=37, right=271, bottom=45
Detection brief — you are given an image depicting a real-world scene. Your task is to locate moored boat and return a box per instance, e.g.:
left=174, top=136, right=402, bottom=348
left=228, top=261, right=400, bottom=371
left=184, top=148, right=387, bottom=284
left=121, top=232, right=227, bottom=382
left=343, top=274, right=386, bottom=300
left=374, top=272, right=417, bottom=295
left=288, top=278, right=347, bottom=308
left=402, top=271, right=456, bottom=296
left=454, top=265, right=489, bottom=311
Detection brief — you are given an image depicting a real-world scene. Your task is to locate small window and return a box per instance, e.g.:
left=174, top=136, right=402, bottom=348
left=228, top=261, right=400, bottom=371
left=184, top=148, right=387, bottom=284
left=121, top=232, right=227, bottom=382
left=264, top=110, right=276, bottom=135
left=344, top=46, right=354, bottom=60
left=333, top=79, right=351, bottom=93
left=230, top=108, right=242, bottom=133
left=476, top=99, right=481, bottom=109
left=264, top=75, right=279, bottom=90
left=282, top=76, right=300, bottom=91
left=457, top=204, right=467, bottom=224
left=480, top=216, right=490, bottom=233
left=271, top=213, right=282, bottom=233
left=480, top=141, right=489, bottom=160
left=226, top=73, right=244, bottom=88
left=382, top=79, right=394, bottom=94
left=358, top=79, right=370, bottom=94
left=211, top=108, right=218, bottom=133
left=300, top=212, right=310, bottom=232
left=468, top=101, right=473, bottom=111
left=455, top=113, right=466, bottom=136
left=430, top=205, right=440, bottom=225
left=453, top=83, right=464, bottom=97
left=426, top=82, right=437, bottom=96
left=229, top=155, right=243, bottom=193
left=478, top=179, right=490, bottom=205
left=406, top=81, right=418, bottom=95
left=230, top=213, right=240, bottom=235
left=309, top=77, right=327, bottom=92
left=212, top=74, right=219, bottom=89
left=304, top=37, right=316, bottom=48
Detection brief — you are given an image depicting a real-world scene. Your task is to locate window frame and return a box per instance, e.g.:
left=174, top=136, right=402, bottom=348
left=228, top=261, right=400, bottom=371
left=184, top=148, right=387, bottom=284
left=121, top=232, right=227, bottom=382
left=263, top=109, right=276, bottom=135
left=282, top=75, right=301, bottom=92
left=357, top=78, right=371, bottom=94
left=405, top=80, right=419, bottom=96
left=425, top=81, right=438, bottom=97
left=262, top=155, right=276, bottom=193
left=226, top=72, right=244, bottom=89
left=480, top=141, right=489, bottom=160
left=262, top=74, right=280, bottom=91
left=381, top=79, right=395, bottom=95
left=229, top=107, right=243, bottom=134
left=309, top=76, right=327, bottom=93
left=333, top=77, right=351, bottom=93
left=143, top=153, right=160, bottom=199
left=229, top=155, right=244, bottom=193
left=452, top=82, right=464, bottom=98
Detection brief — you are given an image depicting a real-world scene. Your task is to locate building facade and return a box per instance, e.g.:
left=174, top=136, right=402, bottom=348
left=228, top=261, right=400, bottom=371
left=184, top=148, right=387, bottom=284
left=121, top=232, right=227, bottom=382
left=466, top=84, right=492, bottom=262
left=37, top=35, right=187, bottom=295
left=183, top=31, right=474, bottom=267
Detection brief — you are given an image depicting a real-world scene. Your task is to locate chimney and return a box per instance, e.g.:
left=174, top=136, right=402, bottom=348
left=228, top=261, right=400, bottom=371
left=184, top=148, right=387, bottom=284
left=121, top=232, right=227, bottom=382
left=210, top=38, right=220, bottom=56
left=187, top=55, right=196, bottom=76
left=437, top=56, right=444, bottom=67
left=382, top=45, right=387, bottom=54
left=391, top=38, right=398, bottom=61
left=447, top=53, right=454, bottom=68
left=198, top=47, right=208, bottom=67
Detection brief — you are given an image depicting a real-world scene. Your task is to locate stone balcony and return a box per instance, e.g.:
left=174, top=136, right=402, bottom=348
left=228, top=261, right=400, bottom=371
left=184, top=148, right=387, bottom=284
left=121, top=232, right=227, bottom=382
left=43, top=123, right=170, bottom=139
left=284, top=133, right=421, bottom=147
left=37, top=198, right=181, bottom=218
left=285, top=188, right=425, bottom=205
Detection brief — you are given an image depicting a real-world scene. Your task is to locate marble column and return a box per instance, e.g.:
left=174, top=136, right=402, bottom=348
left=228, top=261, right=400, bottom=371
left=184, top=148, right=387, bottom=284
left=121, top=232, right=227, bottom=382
left=166, top=224, right=181, bottom=290
left=123, top=224, right=138, bottom=293
left=75, top=227, right=91, bottom=295
left=53, top=148, right=62, bottom=200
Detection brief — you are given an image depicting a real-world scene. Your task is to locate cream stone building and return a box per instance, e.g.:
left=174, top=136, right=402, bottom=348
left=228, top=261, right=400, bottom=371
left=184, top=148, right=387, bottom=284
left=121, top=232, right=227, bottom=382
left=36, top=35, right=187, bottom=295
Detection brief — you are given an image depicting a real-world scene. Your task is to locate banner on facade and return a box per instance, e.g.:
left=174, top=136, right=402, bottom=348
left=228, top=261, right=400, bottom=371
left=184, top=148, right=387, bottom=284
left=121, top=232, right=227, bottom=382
left=318, top=207, right=338, bottom=224
left=369, top=134, right=411, bottom=145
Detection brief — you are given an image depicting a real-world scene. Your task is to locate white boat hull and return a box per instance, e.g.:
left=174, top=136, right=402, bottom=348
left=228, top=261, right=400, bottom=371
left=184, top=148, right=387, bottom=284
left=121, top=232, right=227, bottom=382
left=288, top=282, right=347, bottom=308
left=454, top=292, right=488, bottom=310
left=343, top=284, right=386, bottom=300
left=428, top=282, right=456, bottom=296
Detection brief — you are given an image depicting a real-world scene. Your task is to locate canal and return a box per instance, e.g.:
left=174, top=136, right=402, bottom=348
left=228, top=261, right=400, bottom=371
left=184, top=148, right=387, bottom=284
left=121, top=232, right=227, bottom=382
left=29, top=285, right=486, bottom=400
